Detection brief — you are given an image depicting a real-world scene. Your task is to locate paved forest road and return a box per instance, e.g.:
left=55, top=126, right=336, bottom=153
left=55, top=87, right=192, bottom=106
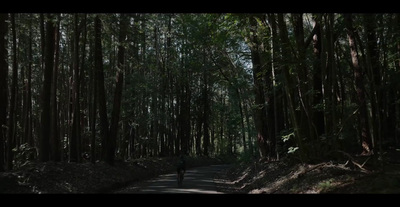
left=112, top=164, right=232, bottom=194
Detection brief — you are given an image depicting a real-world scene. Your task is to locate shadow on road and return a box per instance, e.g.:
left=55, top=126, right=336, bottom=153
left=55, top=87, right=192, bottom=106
left=116, top=164, right=232, bottom=194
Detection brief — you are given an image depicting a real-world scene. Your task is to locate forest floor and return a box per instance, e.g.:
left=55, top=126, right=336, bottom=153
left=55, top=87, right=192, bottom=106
left=214, top=150, right=400, bottom=194
left=1, top=149, right=400, bottom=194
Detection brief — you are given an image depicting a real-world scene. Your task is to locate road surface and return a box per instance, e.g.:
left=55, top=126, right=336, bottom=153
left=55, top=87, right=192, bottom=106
left=113, top=164, right=232, bottom=194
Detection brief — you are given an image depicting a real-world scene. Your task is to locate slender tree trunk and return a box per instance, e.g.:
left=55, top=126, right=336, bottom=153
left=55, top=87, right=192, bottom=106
left=325, top=13, right=339, bottom=152
left=21, top=23, right=28, bottom=148
left=267, top=13, right=285, bottom=160
left=90, top=40, right=97, bottom=163
left=202, top=54, right=210, bottom=156
left=236, top=88, right=247, bottom=153
left=25, top=13, right=33, bottom=157
left=277, top=13, right=306, bottom=162
left=219, top=95, right=225, bottom=154
left=363, top=14, right=382, bottom=157
left=393, top=14, right=400, bottom=144
left=95, top=15, right=110, bottom=162
left=6, top=13, right=18, bottom=170
left=311, top=14, right=325, bottom=139
left=184, top=82, right=191, bottom=155
left=50, top=14, right=61, bottom=162
left=40, top=14, right=45, bottom=73
left=243, top=98, right=254, bottom=156
left=0, top=13, right=8, bottom=172
left=292, top=13, right=316, bottom=145
left=79, top=14, right=87, bottom=160
left=70, top=14, right=81, bottom=162
left=344, top=13, right=373, bottom=155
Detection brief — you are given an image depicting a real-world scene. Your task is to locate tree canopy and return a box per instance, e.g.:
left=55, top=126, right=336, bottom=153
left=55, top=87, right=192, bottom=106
left=1, top=13, right=399, bottom=171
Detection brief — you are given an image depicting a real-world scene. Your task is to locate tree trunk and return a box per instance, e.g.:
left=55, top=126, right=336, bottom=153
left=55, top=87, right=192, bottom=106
left=0, top=13, right=8, bottom=172
left=202, top=53, right=210, bottom=156
left=40, top=14, right=45, bottom=73
left=236, top=88, right=247, bottom=153
left=363, top=14, right=382, bottom=156
left=90, top=38, right=97, bottom=163
left=79, top=14, right=87, bottom=160
left=325, top=13, right=339, bottom=152
left=344, top=13, right=373, bottom=155
left=248, top=15, right=269, bottom=159
left=292, top=13, right=316, bottom=145
left=108, top=13, right=128, bottom=165
left=267, top=13, right=285, bottom=160
left=40, top=13, right=55, bottom=162
left=256, top=14, right=277, bottom=160
left=70, top=14, right=81, bottom=162
left=277, top=13, right=306, bottom=162
left=50, top=14, right=61, bottom=162
left=6, top=13, right=18, bottom=170
left=25, top=13, right=33, bottom=158
left=311, top=14, right=325, bottom=139
left=95, top=15, right=110, bottom=162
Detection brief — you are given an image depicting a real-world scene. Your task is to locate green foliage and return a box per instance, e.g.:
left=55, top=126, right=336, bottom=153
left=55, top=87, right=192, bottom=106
left=287, top=146, right=299, bottom=154
left=281, top=129, right=295, bottom=143
left=6, top=13, right=400, bottom=167
left=317, top=178, right=335, bottom=192
left=237, top=149, right=257, bottom=163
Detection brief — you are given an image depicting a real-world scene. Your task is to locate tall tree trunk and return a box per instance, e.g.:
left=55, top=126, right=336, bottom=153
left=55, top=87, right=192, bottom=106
left=80, top=14, right=88, bottom=159
left=25, top=13, right=33, bottom=157
left=242, top=98, right=255, bottom=156
left=292, top=13, right=316, bottom=145
left=292, top=13, right=320, bottom=160
left=267, top=13, right=285, bottom=160
left=344, top=13, right=373, bottom=155
left=95, top=15, right=110, bottom=162
left=248, top=15, right=269, bottom=159
left=256, top=14, right=277, bottom=160
left=277, top=13, right=306, bottom=162
left=236, top=88, right=247, bottom=153
left=311, top=14, right=325, bottom=139
left=202, top=52, right=210, bottom=156
left=50, top=14, right=61, bottom=162
left=70, top=14, right=81, bottom=162
left=0, top=13, right=8, bottom=172
left=183, top=82, right=191, bottom=155
left=392, top=14, right=400, bottom=144
left=195, top=104, right=202, bottom=156
left=108, top=13, right=128, bottom=165
left=322, top=13, right=337, bottom=153
left=363, top=14, right=382, bottom=157
left=7, top=13, right=18, bottom=170
left=40, top=14, right=45, bottom=73
left=90, top=39, right=97, bottom=163
left=40, top=13, right=55, bottom=162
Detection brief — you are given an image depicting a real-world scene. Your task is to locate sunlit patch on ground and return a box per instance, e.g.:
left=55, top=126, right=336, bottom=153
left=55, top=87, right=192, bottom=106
left=214, top=158, right=400, bottom=194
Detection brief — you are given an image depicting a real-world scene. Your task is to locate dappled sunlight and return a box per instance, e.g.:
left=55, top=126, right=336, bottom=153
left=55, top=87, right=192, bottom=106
left=178, top=188, right=224, bottom=194
left=121, top=164, right=232, bottom=194
left=232, top=166, right=253, bottom=185
left=249, top=171, right=296, bottom=193
left=245, top=162, right=364, bottom=194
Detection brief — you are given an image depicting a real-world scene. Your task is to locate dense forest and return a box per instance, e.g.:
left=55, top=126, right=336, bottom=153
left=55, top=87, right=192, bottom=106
left=0, top=13, right=399, bottom=172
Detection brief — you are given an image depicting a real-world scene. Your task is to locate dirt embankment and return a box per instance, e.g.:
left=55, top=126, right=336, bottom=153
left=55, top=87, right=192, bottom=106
left=214, top=152, right=400, bottom=194
left=0, top=156, right=226, bottom=194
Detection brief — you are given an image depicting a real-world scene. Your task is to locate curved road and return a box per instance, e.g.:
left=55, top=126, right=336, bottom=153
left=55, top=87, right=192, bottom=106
left=113, top=164, right=232, bottom=194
